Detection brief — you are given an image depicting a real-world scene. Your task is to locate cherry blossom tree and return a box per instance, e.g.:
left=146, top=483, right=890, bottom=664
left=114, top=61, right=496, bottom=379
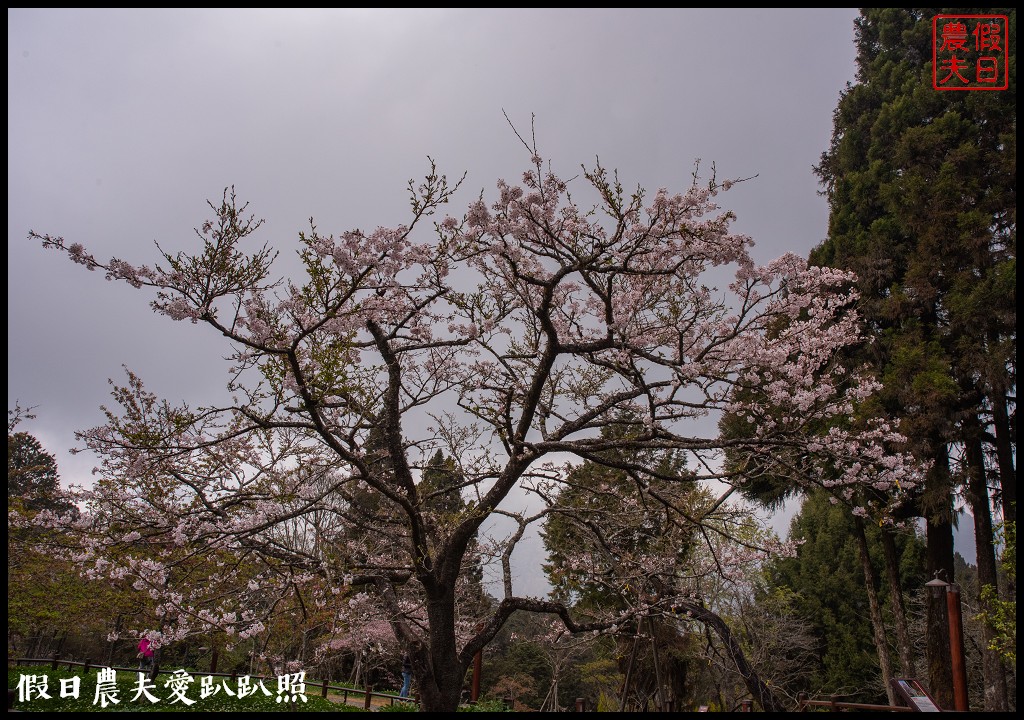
left=30, top=133, right=924, bottom=711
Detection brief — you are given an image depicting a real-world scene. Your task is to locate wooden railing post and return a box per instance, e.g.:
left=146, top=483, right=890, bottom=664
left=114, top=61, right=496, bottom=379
left=364, top=685, right=373, bottom=710
left=51, top=654, right=60, bottom=671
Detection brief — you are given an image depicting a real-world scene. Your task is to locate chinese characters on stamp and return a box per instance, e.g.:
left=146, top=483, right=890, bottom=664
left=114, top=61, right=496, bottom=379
left=933, top=14, right=1009, bottom=90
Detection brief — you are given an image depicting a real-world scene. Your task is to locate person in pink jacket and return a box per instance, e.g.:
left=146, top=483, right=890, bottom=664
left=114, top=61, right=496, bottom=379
left=137, top=636, right=155, bottom=674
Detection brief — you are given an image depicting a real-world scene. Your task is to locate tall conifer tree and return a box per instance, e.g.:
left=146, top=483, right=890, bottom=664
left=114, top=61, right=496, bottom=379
left=812, top=9, right=1015, bottom=709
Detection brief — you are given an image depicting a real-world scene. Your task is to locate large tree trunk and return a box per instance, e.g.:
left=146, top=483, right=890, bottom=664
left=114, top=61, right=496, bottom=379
left=925, top=447, right=955, bottom=709
left=414, top=591, right=469, bottom=713
left=966, top=432, right=1008, bottom=711
left=855, top=516, right=895, bottom=705
left=990, top=367, right=1015, bottom=529
left=881, top=525, right=915, bottom=677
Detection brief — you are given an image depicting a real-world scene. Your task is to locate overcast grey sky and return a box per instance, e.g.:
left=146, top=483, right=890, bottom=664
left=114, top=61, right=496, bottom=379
left=11, top=9, right=909, bottom=589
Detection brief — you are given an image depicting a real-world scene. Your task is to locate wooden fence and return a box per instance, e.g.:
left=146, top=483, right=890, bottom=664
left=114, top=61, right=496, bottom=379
left=796, top=692, right=914, bottom=712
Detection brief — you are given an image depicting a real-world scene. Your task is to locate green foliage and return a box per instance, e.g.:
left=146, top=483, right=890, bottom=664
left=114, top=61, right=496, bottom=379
left=483, top=634, right=548, bottom=709
left=977, top=518, right=1016, bottom=665
left=418, top=450, right=487, bottom=608
left=8, top=431, right=72, bottom=514
left=478, top=611, right=615, bottom=711
left=541, top=419, right=698, bottom=613
left=575, top=655, right=620, bottom=706
left=595, top=690, right=619, bottom=712
left=810, top=6, right=1016, bottom=506
left=7, top=427, right=151, bottom=660
left=459, top=698, right=512, bottom=712
left=377, top=701, right=419, bottom=711
left=420, top=450, right=464, bottom=518
left=717, top=383, right=816, bottom=512
left=6, top=548, right=143, bottom=649
left=810, top=15, right=1015, bottom=707
left=763, top=490, right=926, bottom=702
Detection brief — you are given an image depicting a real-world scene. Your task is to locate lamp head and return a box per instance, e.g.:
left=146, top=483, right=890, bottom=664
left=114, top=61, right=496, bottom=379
left=925, top=574, right=950, bottom=598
